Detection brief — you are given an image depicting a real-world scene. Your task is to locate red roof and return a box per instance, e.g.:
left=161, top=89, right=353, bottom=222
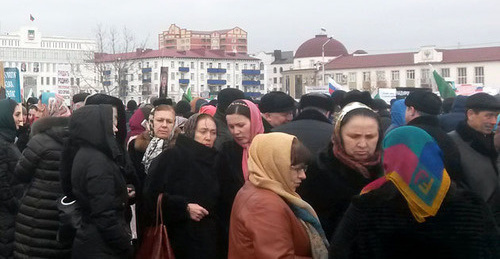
left=295, top=35, right=348, bottom=59
left=325, top=46, right=500, bottom=70
left=94, top=48, right=258, bottom=62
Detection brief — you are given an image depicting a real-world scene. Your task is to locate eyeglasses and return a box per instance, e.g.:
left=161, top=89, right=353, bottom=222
left=290, top=165, right=308, bottom=172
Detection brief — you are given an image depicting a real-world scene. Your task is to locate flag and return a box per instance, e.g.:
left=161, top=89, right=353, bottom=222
left=182, top=86, right=192, bottom=102
left=328, top=77, right=344, bottom=94
left=30, top=14, right=35, bottom=21
left=429, top=65, right=456, bottom=98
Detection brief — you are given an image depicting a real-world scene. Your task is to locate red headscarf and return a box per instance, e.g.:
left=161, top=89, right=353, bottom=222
left=230, top=99, right=264, bottom=180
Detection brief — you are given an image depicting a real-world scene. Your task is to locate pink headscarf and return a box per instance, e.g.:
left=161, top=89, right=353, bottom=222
left=199, top=105, right=216, bottom=116
left=238, top=99, right=264, bottom=180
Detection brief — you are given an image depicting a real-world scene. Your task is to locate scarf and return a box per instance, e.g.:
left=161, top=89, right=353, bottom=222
left=0, top=99, right=18, bottom=143
left=361, top=126, right=451, bottom=223
left=332, top=102, right=381, bottom=178
left=234, top=99, right=264, bottom=181
left=248, top=133, right=329, bottom=258
left=47, top=94, right=72, bottom=117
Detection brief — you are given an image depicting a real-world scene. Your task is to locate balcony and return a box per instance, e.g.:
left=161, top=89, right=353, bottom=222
left=242, top=80, right=260, bottom=86
left=142, top=68, right=152, bottom=73
left=391, top=80, right=400, bottom=88
left=207, top=79, right=226, bottom=85
left=179, top=79, right=190, bottom=85
left=207, top=68, right=226, bottom=74
left=242, top=69, right=260, bottom=75
left=179, top=67, right=190, bottom=72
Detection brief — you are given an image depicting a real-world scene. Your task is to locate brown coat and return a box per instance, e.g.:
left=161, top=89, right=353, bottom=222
left=228, top=182, right=312, bottom=259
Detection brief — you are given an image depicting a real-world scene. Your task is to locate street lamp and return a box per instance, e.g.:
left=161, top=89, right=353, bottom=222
left=322, top=37, right=332, bottom=86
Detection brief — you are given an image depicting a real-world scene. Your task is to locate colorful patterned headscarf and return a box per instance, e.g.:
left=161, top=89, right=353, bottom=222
left=361, top=126, right=451, bottom=223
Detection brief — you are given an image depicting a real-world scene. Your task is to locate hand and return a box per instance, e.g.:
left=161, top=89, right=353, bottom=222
left=187, top=203, right=209, bottom=222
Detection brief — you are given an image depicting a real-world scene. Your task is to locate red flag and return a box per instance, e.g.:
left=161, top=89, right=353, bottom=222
left=30, top=14, right=34, bottom=21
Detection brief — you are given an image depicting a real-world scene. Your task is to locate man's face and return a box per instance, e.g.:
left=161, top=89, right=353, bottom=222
left=263, top=111, right=293, bottom=127
left=467, top=109, right=499, bottom=135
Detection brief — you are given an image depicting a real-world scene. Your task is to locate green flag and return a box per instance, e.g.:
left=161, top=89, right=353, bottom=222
left=182, top=86, right=192, bottom=102
left=432, top=69, right=456, bottom=98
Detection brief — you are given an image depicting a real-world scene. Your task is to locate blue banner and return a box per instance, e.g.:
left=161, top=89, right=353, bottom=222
left=4, top=68, right=21, bottom=103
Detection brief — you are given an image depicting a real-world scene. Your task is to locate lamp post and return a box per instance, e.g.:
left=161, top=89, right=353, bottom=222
left=322, top=37, right=332, bottom=86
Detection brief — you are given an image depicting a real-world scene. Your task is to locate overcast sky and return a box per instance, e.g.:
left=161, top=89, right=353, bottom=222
left=3, top=0, right=500, bottom=54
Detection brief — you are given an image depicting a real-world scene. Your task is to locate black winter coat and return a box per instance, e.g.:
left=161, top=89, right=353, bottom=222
left=297, top=143, right=382, bottom=238
left=68, top=105, right=132, bottom=259
left=0, top=132, right=22, bottom=259
left=330, top=183, right=500, bottom=259
left=14, top=117, right=71, bottom=259
left=439, top=95, right=468, bottom=133
left=273, top=109, right=333, bottom=154
left=214, top=140, right=244, bottom=257
left=144, top=134, right=220, bottom=259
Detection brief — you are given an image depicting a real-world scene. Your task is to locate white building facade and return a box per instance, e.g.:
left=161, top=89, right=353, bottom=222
left=0, top=26, right=97, bottom=100
left=325, top=46, right=500, bottom=94
left=95, top=48, right=261, bottom=103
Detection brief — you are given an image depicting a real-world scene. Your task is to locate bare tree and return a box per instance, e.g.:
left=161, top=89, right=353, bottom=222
left=74, top=24, right=148, bottom=97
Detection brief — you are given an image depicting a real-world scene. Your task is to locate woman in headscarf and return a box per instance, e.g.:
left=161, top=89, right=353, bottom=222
left=330, top=126, right=499, bottom=258
left=0, top=99, right=23, bottom=259
left=229, top=133, right=329, bottom=259
left=143, top=113, right=219, bottom=258
left=215, top=99, right=264, bottom=254
left=298, top=102, right=383, bottom=238
left=14, top=94, right=72, bottom=258
left=65, top=105, right=133, bottom=258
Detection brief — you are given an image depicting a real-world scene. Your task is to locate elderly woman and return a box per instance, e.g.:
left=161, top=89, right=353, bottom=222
left=330, top=126, right=500, bottom=258
left=143, top=113, right=219, bottom=258
left=298, top=102, right=383, bottom=238
left=229, top=133, right=329, bottom=259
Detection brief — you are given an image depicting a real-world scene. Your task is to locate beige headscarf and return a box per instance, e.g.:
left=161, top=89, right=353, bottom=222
left=248, top=132, right=329, bottom=258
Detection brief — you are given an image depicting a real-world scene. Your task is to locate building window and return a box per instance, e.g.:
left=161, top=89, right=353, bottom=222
left=191, top=73, right=194, bottom=80
left=279, top=77, right=282, bottom=83
left=457, top=67, right=467, bottom=84
left=475, top=67, right=484, bottom=84
left=154, top=73, right=158, bottom=80
left=244, top=64, right=248, bottom=70
left=274, top=77, right=277, bottom=84
left=201, top=73, right=204, bottom=81
left=391, top=71, right=399, bottom=81
left=273, top=67, right=277, bottom=73
left=259, top=62, right=264, bottom=70
left=235, top=63, right=239, bottom=70
left=406, top=70, right=415, bottom=79
left=138, top=62, right=142, bottom=69
left=40, top=77, right=44, bottom=85
left=53, top=77, right=56, bottom=85
left=218, top=63, right=221, bottom=68
left=154, top=61, right=158, bottom=69
left=179, top=61, right=184, bottom=67
left=227, top=63, right=231, bottom=70
left=441, top=68, right=450, bottom=78
left=208, top=63, right=213, bottom=68
left=171, top=61, right=175, bottom=68
left=376, top=71, right=386, bottom=81
left=363, top=72, right=371, bottom=82
left=310, top=60, right=315, bottom=68
left=191, top=62, right=194, bottom=69
left=349, top=72, right=357, bottom=82
left=171, top=72, right=175, bottom=80
left=280, top=67, right=283, bottom=73
left=146, top=62, right=150, bottom=68
left=335, top=73, right=343, bottom=83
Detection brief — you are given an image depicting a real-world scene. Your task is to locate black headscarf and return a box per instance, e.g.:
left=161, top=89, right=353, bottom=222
left=0, top=99, right=19, bottom=143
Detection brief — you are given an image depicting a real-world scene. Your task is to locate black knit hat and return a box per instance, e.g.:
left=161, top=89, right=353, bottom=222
left=73, top=93, right=90, bottom=104
left=405, top=91, right=442, bottom=115
left=466, top=93, right=500, bottom=111
left=259, top=91, right=295, bottom=113
left=299, top=93, right=334, bottom=111
left=340, top=90, right=373, bottom=108
left=217, top=88, right=245, bottom=113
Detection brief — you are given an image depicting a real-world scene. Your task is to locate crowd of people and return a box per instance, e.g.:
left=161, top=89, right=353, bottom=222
left=0, top=88, right=499, bottom=259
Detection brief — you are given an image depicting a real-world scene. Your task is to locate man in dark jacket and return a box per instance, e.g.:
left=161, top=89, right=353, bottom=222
left=273, top=93, right=333, bottom=154
left=372, top=99, right=391, bottom=133
left=213, top=88, right=245, bottom=150
left=259, top=91, right=296, bottom=133
left=439, top=95, right=468, bottom=132
left=405, top=91, right=463, bottom=184
left=448, top=93, right=500, bottom=222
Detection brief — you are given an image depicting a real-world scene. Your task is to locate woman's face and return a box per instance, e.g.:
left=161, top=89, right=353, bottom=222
left=289, top=163, right=307, bottom=192
left=340, top=116, right=379, bottom=161
left=226, top=114, right=251, bottom=146
left=28, top=108, right=37, bottom=124
left=194, top=118, right=217, bottom=148
left=12, top=104, right=23, bottom=129
left=153, top=110, right=175, bottom=139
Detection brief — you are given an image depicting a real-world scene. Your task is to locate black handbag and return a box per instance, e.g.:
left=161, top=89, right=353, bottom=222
left=56, top=195, right=82, bottom=244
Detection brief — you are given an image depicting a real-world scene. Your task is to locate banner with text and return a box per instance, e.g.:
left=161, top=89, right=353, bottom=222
left=3, top=67, right=22, bottom=102
left=57, top=64, right=71, bottom=106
